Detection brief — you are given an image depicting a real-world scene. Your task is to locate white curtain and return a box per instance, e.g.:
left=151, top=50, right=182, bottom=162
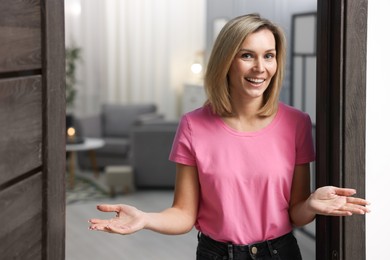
left=65, top=0, right=206, bottom=120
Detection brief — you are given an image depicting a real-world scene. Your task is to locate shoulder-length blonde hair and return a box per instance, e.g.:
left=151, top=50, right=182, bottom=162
left=204, top=13, right=286, bottom=117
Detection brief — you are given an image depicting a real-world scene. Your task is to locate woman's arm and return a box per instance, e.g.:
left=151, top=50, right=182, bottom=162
left=288, top=163, right=315, bottom=227
left=88, top=163, right=200, bottom=235
left=289, top=163, right=370, bottom=227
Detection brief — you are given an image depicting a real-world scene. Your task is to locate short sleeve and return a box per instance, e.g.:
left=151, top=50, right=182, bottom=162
left=169, top=115, right=197, bottom=166
left=295, top=113, right=316, bottom=164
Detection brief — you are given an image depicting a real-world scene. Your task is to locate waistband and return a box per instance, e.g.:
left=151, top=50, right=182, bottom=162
left=198, top=231, right=293, bottom=256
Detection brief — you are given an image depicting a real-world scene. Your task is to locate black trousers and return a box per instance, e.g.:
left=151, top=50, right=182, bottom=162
left=196, top=232, right=302, bottom=260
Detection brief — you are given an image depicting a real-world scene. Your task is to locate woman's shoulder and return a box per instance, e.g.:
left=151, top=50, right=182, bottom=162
left=279, top=102, right=310, bottom=120
left=182, top=104, right=214, bottom=121
left=179, top=104, right=218, bottom=133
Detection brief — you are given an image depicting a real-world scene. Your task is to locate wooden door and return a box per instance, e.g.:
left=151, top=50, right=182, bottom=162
left=0, top=0, right=65, bottom=259
left=316, top=0, right=367, bottom=259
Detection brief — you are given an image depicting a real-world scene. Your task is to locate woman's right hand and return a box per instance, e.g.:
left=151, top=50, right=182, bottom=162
left=89, top=164, right=200, bottom=236
left=89, top=204, right=146, bottom=235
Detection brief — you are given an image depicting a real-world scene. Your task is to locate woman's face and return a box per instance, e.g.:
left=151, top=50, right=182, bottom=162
left=227, top=29, right=277, bottom=104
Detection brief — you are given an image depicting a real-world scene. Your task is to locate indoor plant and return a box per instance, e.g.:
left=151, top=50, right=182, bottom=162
left=65, top=45, right=82, bottom=110
left=65, top=45, right=82, bottom=141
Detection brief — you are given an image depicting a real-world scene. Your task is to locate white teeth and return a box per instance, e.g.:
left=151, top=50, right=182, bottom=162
left=246, top=78, right=264, bottom=83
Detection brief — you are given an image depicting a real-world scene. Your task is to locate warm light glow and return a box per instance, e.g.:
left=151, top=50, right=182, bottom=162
left=191, top=63, right=203, bottom=74
left=66, top=0, right=82, bottom=16
left=67, top=127, right=76, bottom=137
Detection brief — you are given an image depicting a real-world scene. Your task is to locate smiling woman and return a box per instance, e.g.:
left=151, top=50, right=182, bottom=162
left=88, top=13, right=370, bottom=260
left=64, top=0, right=206, bottom=119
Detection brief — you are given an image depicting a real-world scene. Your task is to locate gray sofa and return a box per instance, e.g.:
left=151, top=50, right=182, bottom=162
left=76, top=103, right=178, bottom=188
left=76, top=103, right=163, bottom=170
left=131, top=122, right=178, bottom=189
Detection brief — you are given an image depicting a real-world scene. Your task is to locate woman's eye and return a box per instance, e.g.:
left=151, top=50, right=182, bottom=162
left=265, top=53, right=275, bottom=59
left=241, top=53, right=253, bottom=59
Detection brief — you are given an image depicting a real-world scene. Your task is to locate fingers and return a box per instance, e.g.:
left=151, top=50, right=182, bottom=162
left=89, top=217, right=121, bottom=233
left=332, top=187, right=357, bottom=196
left=89, top=218, right=112, bottom=225
left=325, top=207, right=366, bottom=217
left=89, top=204, right=122, bottom=230
left=347, top=197, right=370, bottom=206
left=89, top=220, right=133, bottom=235
left=346, top=198, right=371, bottom=214
left=345, top=197, right=371, bottom=214
left=89, top=205, right=121, bottom=224
left=330, top=187, right=372, bottom=213
left=343, top=205, right=369, bottom=215
left=97, top=204, right=122, bottom=213
left=330, top=210, right=353, bottom=217
left=105, top=224, right=132, bottom=235
left=89, top=223, right=110, bottom=232
left=328, top=199, right=371, bottom=216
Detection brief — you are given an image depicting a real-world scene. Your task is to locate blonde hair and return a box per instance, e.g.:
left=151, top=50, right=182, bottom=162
left=204, top=13, right=286, bottom=117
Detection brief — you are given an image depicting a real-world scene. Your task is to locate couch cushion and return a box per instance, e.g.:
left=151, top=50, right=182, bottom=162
left=102, top=104, right=157, bottom=137
left=95, top=137, right=129, bottom=156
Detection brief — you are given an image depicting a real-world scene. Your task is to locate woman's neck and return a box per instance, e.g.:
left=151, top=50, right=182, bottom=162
left=223, top=100, right=276, bottom=132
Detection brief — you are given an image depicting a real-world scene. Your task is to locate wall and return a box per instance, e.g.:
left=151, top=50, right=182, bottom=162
left=366, top=0, right=390, bottom=258
left=65, top=0, right=206, bottom=119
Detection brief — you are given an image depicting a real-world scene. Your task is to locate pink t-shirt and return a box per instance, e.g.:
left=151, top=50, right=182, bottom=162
left=169, top=102, right=315, bottom=244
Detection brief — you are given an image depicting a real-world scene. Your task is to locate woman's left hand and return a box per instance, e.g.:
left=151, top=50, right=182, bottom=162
left=308, top=186, right=370, bottom=216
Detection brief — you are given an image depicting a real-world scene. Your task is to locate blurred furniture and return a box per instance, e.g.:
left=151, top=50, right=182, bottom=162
left=105, top=165, right=136, bottom=197
left=66, top=138, right=105, bottom=189
left=182, top=83, right=206, bottom=113
left=76, top=103, right=163, bottom=170
left=131, top=121, right=178, bottom=189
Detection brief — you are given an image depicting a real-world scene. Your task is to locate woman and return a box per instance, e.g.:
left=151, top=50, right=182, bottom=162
left=89, top=13, right=370, bottom=259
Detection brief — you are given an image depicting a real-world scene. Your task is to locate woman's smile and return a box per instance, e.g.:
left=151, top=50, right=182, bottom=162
left=245, top=77, right=265, bottom=85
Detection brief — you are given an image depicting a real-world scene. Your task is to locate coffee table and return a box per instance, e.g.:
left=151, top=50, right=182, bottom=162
left=66, top=138, right=105, bottom=189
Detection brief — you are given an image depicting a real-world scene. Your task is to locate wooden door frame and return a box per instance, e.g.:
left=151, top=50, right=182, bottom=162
left=316, top=0, right=367, bottom=259
left=42, top=1, right=66, bottom=259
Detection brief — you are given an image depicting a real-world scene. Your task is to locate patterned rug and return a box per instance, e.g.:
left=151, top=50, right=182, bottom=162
left=66, top=175, right=109, bottom=204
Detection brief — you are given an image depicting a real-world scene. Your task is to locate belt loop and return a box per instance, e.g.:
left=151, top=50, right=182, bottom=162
left=266, top=240, right=278, bottom=258
left=228, top=243, right=234, bottom=260
left=197, top=231, right=201, bottom=241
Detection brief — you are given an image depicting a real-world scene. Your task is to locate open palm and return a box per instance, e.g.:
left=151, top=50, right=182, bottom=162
left=89, top=204, right=146, bottom=235
left=309, top=186, right=370, bottom=216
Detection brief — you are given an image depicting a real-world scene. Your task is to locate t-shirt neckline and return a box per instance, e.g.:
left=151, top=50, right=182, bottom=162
left=214, top=102, right=284, bottom=137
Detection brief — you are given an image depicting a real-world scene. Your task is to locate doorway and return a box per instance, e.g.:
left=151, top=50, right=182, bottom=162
left=316, top=0, right=367, bottom=259
left=62, top=1, right=369, bottom=259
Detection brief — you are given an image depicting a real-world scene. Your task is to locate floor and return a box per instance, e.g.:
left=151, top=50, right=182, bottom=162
left=66, top=172, right=315, bottom=260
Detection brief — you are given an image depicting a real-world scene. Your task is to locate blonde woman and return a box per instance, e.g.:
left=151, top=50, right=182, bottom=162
left=89, top=14, right=370, bottom=260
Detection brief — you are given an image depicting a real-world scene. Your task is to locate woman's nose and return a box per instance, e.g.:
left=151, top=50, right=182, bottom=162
left=253, top=59, right=265, bottom=72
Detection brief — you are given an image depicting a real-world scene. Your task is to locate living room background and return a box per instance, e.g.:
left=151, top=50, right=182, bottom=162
left=64, top=0, right=316, bottom=120
left=65, top=0, right=206, bottom=120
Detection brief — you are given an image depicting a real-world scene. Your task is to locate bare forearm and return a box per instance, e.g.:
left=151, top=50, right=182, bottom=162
left=89, top=165, right=200, bottom=236
left=289, top=195, right=316, bottom=227
left=144, top=207, right=196, bottom=235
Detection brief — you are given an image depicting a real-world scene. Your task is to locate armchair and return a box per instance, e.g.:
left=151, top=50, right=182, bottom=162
left=76, top=103, right=163, bottom=170
left=130, top=121, right=178, bottom=189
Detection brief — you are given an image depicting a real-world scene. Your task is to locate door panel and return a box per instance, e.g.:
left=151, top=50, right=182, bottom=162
left=0, top=0, right=65, bottom=259
left=0, top=76, right=42, bottom=184
left=0, top=0, right=41, bottom=73
left=0, top=173, right=43, bottom=259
